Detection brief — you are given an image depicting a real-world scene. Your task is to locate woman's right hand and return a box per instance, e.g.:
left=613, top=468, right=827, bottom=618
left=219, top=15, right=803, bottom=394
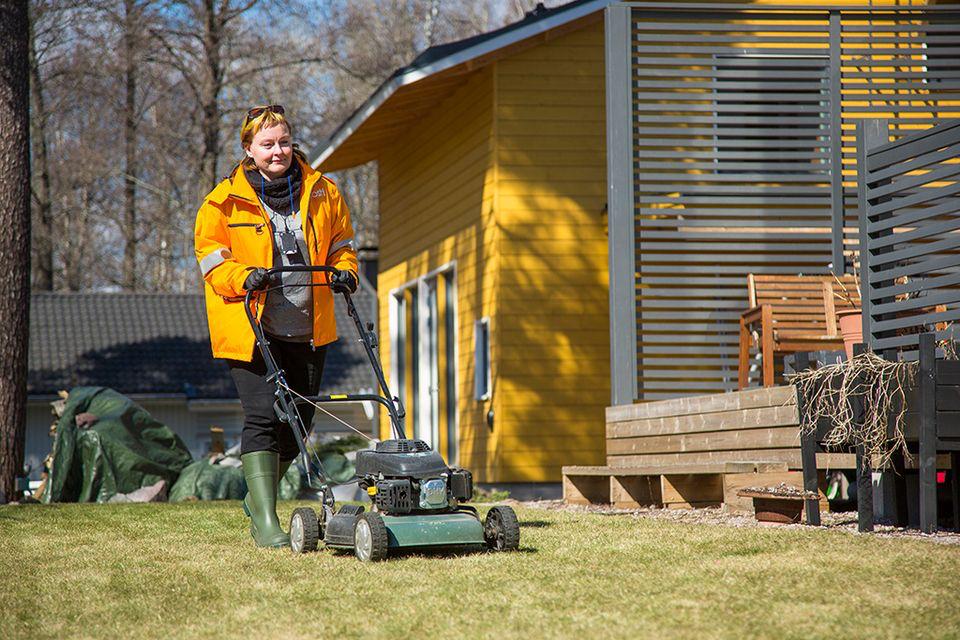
left=243, top=268, right=275, bottom=291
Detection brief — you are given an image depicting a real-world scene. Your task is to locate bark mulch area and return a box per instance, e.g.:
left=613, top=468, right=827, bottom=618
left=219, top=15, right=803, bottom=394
left=521, top=499, right=960, bottom=546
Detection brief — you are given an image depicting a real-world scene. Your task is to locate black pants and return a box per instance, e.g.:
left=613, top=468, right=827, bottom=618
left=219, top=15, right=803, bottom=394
left=228, top=339, right=327, bottom=461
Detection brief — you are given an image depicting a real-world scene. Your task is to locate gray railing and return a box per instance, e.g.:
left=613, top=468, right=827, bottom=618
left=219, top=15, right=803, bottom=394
left=858, top=118, right=960, bottom=357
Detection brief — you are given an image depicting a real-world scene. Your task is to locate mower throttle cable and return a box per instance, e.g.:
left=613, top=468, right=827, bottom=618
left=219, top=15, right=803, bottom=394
left=277, top=381, right=374, bottom=442
left=277, top=380, right=374, bottom=491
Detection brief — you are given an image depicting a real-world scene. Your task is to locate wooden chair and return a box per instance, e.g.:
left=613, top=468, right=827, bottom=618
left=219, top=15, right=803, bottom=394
left=738, top=274, right=860, bottom=389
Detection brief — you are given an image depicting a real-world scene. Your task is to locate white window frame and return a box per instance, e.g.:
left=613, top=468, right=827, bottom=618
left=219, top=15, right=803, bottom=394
left=389, top=262, right=458, bottom=455
left=474, top=316, right=491, bottom=402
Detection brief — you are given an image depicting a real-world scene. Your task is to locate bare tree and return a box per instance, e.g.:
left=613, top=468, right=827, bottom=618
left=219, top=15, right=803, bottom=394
left=28, top=0, right=87, bottom=290
left=22, top=0, right=552, bottom=295
left=149, top=0, right=275, bottom=193
left=0, top=0, right=31, bottom=502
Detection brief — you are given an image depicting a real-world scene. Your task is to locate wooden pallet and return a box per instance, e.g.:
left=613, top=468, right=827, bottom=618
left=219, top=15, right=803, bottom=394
left=562, top=461, right=794, bottom=510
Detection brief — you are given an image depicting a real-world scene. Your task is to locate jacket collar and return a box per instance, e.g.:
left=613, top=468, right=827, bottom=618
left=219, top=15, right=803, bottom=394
left=212, top=157, right=323, bottom=206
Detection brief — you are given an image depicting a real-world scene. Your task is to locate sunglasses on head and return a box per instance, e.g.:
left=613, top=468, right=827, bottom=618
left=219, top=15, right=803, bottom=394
left=244, top=104, right=284, bottom=124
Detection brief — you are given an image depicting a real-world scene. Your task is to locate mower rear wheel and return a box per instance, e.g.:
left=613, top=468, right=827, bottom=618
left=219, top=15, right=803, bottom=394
left=354, top=512, right=389, bottom=562
left=289, top=507, right=320, bottom=555
left=484, top=506, right=520, bottom=552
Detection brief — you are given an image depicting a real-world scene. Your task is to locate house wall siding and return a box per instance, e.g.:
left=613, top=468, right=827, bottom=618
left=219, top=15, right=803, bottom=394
left=376, top=67, right=499, bottom=480
left=493, top=20, right=609, bottom=482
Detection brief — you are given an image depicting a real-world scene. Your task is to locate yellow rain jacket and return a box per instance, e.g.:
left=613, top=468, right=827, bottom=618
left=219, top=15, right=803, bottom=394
left=194, top=158, right=358, bottom=361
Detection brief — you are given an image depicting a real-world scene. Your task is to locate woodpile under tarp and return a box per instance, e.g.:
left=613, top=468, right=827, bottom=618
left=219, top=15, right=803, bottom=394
left=41, top=386, right=194, bottom=503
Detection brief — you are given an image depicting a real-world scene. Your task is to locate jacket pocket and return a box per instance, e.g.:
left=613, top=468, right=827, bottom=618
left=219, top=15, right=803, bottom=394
left=228, top=222, right=266, bottom=234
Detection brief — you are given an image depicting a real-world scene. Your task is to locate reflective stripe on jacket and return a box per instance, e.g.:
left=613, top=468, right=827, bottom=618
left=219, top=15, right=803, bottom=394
left=194, top=158, right=358, bottom=361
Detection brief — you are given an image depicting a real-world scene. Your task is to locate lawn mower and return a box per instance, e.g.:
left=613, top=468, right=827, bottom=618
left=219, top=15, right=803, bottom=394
left=243, top=265, right=520, bottom=561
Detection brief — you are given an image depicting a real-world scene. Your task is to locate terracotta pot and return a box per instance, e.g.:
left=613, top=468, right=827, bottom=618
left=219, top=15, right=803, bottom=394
left=737, top=490, right=816, bottom=524
left=750, top=496, right=805, bottom=524
left=837, top=309, right=863, bottom=361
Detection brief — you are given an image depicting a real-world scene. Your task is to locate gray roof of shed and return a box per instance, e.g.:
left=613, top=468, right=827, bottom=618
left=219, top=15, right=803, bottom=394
left=28, top=286, right=377, bottom=399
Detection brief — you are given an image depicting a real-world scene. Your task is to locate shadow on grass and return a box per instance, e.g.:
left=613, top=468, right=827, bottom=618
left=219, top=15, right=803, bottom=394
left=394, top=546, right=538, bottom=560
left=325, top=546, right=538, bottom=561
left=594, top=511, right=643, bottom=517
left=519, top=520, right=551, bottom=528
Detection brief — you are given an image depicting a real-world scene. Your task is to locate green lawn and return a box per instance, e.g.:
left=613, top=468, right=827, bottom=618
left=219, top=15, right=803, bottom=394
left=3, top=501, right=959, bottom=639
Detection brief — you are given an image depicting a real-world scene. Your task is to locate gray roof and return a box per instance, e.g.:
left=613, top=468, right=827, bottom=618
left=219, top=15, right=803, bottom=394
left=28, top=286, right=378, bottom=399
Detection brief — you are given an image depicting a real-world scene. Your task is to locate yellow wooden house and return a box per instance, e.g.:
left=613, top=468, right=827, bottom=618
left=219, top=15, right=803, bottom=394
left=315, top=1, right=608, bottom=487
left=314, top=0, right=958, bottom=489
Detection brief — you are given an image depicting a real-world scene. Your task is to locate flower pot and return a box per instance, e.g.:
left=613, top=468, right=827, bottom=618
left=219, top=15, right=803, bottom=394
left=737, top=488, right=820, bottom=524
left=837, top=309, right=863, bottom=361
left=746, top=495, right=805, bottom=524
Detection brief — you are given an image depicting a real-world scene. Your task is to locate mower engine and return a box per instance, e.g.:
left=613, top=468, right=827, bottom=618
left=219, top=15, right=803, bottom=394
left=356, top=439, right=473, bottom=513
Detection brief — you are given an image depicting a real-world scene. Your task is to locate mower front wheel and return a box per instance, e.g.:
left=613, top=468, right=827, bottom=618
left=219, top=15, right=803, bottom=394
left=484, top=506, right=520, bottom=552
left=354, top=512, right=389, bottom=562
left=289, top=507, right=320, bottom=555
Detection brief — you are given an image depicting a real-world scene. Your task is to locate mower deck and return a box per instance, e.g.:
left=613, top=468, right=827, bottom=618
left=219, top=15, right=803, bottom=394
left=381, top=511, right=486, bottom=548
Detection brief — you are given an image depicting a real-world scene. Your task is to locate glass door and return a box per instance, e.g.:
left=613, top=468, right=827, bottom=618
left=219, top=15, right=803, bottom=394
left=390, top=266, right=457, bottom=463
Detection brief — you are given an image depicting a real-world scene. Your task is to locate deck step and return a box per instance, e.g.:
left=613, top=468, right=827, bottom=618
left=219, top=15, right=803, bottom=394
left=562, top=461, right=795, bottom=512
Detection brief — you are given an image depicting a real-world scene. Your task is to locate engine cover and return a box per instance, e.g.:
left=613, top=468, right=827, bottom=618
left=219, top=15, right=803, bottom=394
left=356, top=439, right=449, bottom=479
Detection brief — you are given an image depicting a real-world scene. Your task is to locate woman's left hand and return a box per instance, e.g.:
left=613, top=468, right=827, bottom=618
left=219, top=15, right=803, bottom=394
left=330, top=269, right=358, bottom=294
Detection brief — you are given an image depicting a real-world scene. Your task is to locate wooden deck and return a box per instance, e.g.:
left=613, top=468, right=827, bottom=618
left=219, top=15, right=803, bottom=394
left=563, top=386, right=846, bottom=512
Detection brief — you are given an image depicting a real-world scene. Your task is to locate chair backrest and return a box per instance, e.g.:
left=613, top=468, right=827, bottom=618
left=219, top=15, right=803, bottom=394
left=747, top=274, right=860, bottom=338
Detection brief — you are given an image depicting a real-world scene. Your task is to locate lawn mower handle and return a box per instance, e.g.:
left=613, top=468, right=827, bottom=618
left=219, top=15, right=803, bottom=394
left=242, top=265, right=407, bottom=443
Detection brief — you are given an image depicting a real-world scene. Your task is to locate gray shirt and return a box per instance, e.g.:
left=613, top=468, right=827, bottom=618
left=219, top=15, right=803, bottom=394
left=260, top=200, right=313, bottom=341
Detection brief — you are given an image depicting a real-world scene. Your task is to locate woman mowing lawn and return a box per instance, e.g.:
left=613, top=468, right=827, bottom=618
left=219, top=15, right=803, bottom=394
left=194, top=105, right=359, bottom=548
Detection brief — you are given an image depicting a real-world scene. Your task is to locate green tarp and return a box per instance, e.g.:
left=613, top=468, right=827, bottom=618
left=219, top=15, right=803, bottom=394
left=167, top=460, right=301, bottom=501
left=316, top=451, right=355, bottom=485
left=44, top=386, right=361, bottom=503
left=44, top=387, right=194, bottom=503
left=168, top=459, right=246, bottom=502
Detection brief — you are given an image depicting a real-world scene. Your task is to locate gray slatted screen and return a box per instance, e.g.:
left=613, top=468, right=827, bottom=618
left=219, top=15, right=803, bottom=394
left=859, top=118, right=960, bottom=358
left=621, top=4, right=960, bottom=401
left=840, top=10, right=960, bottom=272
left=632, top=10, right=835, bottom=399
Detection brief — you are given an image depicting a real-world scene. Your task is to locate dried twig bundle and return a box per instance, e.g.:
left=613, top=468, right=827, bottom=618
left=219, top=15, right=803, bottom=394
left=791, top=352, right=916, bottom=468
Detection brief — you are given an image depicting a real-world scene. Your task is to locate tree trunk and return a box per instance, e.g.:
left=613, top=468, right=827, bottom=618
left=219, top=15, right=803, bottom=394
left=0, top=0, right=31, bottom=503
left=123, top=0, right=138, bottom=291
left=28, top=5, right=53, bottom=291
left=200, top=0, right=223, bottom=192
left=62, top=187, right=88, bottom=292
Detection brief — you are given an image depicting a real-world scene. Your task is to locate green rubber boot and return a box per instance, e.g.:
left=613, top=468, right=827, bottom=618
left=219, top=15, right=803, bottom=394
left=241, top=452, right=290, bottom=548
left=242, top=458, right=293, bottom=518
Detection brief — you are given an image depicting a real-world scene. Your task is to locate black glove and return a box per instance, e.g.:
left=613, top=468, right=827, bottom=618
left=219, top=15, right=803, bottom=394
left=330, top=269, right=357, bottom=294
left=243, top=268, right=275, bottom=291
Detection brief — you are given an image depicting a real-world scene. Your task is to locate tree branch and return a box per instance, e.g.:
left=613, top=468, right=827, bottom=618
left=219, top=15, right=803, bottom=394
left=225, top=55, right=330, bottom=84
left=220, top=0, right=260, bottom=26
left=146, top=27, right=202, bottom=106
